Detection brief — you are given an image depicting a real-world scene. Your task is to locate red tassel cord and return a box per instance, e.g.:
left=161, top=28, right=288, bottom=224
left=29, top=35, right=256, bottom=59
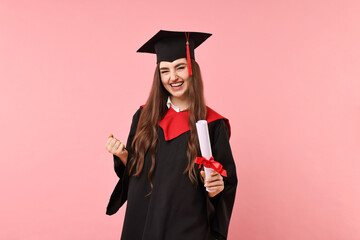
left=185, top=32, right=192, bottom=76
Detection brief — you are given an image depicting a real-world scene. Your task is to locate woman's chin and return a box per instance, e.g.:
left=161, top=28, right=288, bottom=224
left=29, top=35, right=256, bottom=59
left=170, top=92, right=186, bottom=100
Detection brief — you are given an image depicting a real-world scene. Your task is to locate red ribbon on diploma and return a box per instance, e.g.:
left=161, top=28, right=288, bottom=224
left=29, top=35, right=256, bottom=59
left=195, top=156, right=227, bottom=177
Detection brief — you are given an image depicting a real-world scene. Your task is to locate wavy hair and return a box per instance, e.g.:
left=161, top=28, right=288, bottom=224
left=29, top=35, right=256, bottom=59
left=128, top=59, right=207, bottom=195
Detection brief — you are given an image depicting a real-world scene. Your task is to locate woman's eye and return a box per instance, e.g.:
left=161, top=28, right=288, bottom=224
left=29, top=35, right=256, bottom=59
left=161, top=71, right=168, bottom=74
left=177, top=67, right=185, bottom=70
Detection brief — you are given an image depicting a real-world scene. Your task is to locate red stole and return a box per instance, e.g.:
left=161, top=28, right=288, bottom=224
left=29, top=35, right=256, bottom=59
left=157, top=106, right=231, bottom=141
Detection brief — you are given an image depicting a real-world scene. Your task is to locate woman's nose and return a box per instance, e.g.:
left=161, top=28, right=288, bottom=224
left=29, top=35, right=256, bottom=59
left=170, top=71, right=178, bottom=81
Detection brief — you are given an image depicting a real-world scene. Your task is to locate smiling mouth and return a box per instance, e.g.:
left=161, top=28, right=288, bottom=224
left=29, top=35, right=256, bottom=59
left=170, top=82, right=184, bottom=87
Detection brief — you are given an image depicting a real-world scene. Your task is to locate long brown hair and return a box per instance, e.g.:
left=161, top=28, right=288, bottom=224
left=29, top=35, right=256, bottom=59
left=128, top=59, right=207, bottom=195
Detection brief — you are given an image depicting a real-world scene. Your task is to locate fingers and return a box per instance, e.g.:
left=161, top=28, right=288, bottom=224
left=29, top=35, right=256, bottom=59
left=114, top=142, right=125, bottom=156
left=110, top=138, right=117, bottom=148
left=205, top=171, right=223, bottom=183
left=207, top=185, right=224, bottom=198
left=113, top=140, right=120, bottom=150
left=106, top=134, right=114, bottom=149
left=205, top=182, right=224, bottom=192
left=204, top=171, right=224, bottom=191
left=105, top=137, right=112, bottom=150
left=204, top=177, right=223, bottom=187
left=105, top=134, right=125, bottom=154
left=205, top=180, right=223, bottom=189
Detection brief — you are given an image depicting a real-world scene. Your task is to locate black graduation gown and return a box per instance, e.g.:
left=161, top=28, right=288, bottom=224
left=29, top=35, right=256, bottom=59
left=106, top=106, right=237, bottom=240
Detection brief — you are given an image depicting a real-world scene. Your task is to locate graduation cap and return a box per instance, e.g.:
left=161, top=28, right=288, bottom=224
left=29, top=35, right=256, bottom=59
left=137, top=30, right=212, bottom=76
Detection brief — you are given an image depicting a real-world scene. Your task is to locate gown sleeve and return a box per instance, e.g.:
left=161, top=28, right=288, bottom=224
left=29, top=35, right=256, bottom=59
left=205, top=119, right=238, bottom=240
left=106, top=106, right=143, bottom=215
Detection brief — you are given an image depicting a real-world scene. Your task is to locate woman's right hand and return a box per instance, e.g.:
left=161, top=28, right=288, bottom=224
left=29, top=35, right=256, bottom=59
left=106, top=134, right=128, bottom=165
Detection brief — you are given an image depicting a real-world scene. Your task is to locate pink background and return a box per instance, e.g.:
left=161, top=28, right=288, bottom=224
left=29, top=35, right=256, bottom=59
left=1, top=0, right=360, bottom=239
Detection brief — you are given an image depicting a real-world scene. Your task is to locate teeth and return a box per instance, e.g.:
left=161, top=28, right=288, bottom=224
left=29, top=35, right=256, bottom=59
left=171, top=82, right=183, bottom=87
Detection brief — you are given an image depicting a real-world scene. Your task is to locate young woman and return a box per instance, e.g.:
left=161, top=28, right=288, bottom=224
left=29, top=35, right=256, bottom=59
left=105, top=30, right=237, bottom=240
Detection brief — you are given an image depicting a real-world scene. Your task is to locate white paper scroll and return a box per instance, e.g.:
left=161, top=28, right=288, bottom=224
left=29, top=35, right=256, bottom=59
left=196, top=120, right=215, bottom=192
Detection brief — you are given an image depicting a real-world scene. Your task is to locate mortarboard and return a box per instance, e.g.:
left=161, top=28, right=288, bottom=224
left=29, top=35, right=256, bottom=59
left=136, top=30, right=212, bottom=76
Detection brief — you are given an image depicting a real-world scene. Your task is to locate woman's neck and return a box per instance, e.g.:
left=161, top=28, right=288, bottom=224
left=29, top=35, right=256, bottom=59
left=170, top=96, right=189, bottom=111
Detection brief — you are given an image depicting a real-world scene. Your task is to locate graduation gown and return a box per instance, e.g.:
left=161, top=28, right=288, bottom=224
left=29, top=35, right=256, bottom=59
left=106, top=106, right=237, bottom=240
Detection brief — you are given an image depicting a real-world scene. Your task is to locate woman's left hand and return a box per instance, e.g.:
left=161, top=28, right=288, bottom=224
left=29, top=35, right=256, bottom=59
left=200, top=170, right=224, bottom=198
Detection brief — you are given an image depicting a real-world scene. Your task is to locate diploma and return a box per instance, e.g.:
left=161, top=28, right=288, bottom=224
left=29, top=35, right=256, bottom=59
left=196, top=120, right=216, bottom=192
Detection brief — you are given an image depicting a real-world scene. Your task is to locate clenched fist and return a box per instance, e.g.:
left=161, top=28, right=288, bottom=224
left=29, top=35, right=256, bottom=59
left=106, top=134, right=128, bottom=165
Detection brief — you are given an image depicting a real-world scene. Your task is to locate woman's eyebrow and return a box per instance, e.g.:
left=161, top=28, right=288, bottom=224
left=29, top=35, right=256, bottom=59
left=175, top=63, right=186, bottom=68
left=160, top=63, right=186, bottom=70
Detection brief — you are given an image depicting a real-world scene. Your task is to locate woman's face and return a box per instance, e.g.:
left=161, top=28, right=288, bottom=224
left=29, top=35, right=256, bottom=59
left=159, top=58, right=190, bottom=102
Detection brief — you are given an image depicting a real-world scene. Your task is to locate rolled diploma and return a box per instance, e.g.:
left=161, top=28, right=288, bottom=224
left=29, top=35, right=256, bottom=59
left=196, top=120, right=215, bottom=192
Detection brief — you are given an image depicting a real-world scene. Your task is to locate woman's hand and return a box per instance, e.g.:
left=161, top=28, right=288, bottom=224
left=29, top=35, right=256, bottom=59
left=200, top=170, right=224, bottom=198
left=105, top=134, right=128, bottom=165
